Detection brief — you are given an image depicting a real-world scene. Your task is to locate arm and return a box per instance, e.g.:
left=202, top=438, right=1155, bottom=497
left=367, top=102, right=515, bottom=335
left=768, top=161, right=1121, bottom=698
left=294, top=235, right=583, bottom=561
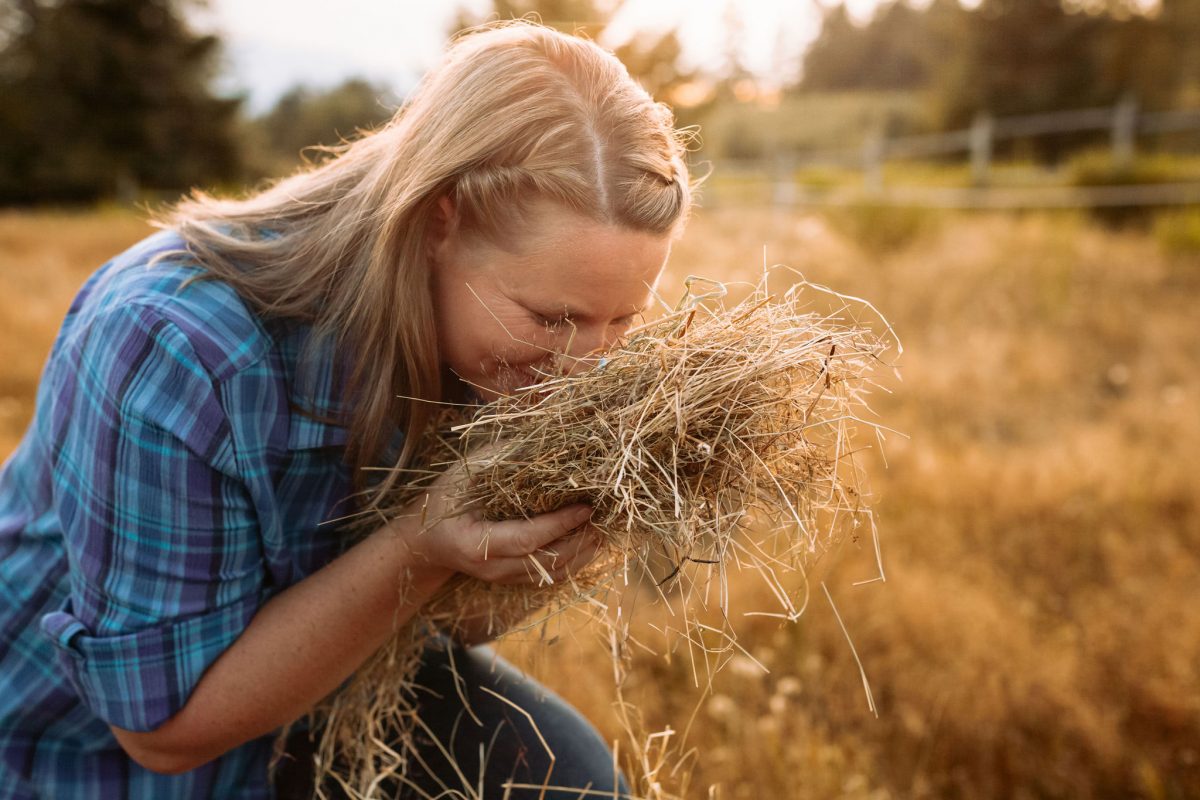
left=47, top=304, right=601, bottom=773
left=109, top=512, right=450, bottom=774
left=110, top=491, right=600, bottom=775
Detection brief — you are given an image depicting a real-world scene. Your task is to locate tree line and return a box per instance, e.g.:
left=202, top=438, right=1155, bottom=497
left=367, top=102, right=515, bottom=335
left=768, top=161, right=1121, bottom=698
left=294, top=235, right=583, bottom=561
left=801, top=0, right=1199, bottom=128
left=1, top=0, right=1196, bottom=205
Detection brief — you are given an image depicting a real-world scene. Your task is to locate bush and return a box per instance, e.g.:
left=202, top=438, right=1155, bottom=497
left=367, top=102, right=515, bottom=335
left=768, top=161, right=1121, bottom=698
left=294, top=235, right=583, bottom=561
left=1153, top=209, right=1200, bottom=283
left=1065, top=149, right=1184, bottom=187
left=822, top=201, right=942, bottom=257
left=1065, top=150, right=1200, bottom=228
left=1154, top=208, right=1200, bottom=254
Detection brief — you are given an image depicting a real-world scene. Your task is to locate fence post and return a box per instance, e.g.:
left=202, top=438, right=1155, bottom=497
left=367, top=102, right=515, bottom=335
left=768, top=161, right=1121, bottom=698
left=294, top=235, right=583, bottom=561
left=862, top=130, right=885, bottom=195
left=1112, top=92, right=1138, bottom=171
left=970, top=112, right=994, bottom=187
left=771, top=152, right=798, bottom=207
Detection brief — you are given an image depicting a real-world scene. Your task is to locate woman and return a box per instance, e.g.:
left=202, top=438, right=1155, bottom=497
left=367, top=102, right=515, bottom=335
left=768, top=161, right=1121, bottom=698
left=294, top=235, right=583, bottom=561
left=0, top=19, right=694, bottom=799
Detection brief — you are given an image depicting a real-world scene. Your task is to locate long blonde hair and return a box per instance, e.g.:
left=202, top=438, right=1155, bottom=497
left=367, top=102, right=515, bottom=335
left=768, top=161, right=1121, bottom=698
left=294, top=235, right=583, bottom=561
left=151, top=19, right=698, bottom=509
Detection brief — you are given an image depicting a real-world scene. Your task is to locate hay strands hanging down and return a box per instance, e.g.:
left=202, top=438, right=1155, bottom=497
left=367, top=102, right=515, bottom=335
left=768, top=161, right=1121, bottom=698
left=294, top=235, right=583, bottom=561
left=305, top=272, right=900, bottom=800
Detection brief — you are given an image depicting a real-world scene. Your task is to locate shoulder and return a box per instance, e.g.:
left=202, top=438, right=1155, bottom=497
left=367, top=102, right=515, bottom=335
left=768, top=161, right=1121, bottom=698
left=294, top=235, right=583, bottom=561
left=76, top=229, right=274, bottom=382
left=43, top=231, right=296, bottom=473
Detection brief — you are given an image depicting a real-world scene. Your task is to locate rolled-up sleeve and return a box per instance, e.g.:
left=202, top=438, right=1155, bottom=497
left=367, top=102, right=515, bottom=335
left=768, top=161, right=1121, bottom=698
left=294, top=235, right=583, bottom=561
left=39, top=303, right=266, bottom=733
left=39, top=593, right=259, bottom=732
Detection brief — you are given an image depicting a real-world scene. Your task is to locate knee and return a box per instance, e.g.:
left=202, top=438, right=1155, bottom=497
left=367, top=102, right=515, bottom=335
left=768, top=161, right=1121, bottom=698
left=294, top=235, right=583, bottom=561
left=419, top=640, right=632, bottom=797
left=464, top=651, right=631, bottom=797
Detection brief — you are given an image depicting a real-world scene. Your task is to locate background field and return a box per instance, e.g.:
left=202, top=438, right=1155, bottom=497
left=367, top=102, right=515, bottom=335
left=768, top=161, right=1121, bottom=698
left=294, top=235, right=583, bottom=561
left=2, top=206, right=1198, bottom=799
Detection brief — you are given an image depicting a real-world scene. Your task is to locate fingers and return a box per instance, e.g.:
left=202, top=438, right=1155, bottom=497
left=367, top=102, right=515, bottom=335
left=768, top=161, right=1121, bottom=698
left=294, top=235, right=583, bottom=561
left=420, top=501, right=601, bottom=584
left=481, top=504, right=593, bottom=559
left=537, top=529, right=605, bottom=584
left=530, top=527, right=603, bottom=577
left=464, top=526, right=604, bottom=585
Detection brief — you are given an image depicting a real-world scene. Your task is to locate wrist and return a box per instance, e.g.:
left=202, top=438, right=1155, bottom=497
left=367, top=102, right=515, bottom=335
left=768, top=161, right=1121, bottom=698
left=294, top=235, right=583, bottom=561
left=381, top=515, right=455, bottom=600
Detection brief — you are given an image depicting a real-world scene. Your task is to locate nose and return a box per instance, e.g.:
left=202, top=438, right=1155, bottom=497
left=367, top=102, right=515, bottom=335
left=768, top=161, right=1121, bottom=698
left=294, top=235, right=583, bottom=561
left=560, top=322, right=621, bottom=376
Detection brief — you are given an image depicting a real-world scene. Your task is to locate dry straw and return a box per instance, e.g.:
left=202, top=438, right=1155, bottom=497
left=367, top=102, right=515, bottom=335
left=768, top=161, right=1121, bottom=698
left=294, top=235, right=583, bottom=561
left=291, top=270, right=899, bottom=799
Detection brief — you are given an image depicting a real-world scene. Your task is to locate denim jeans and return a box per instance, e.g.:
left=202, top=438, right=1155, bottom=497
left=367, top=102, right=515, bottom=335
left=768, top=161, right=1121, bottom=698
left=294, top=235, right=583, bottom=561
left=273, top=636, right=632, bottom=799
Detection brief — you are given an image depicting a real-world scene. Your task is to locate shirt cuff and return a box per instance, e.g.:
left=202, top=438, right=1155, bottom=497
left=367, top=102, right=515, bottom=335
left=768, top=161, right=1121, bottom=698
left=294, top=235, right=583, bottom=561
left=40, top=592, right=261, bottom=733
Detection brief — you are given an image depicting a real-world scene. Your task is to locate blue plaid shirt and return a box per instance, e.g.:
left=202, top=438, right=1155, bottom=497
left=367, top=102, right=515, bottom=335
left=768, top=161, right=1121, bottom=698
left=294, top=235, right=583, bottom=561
left=0, top=231, right=377, bottom=798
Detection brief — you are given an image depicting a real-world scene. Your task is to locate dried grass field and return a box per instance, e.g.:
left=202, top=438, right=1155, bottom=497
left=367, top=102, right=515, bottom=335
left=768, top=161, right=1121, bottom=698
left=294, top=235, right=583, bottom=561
left=2, top=206, right=1197, bottom=799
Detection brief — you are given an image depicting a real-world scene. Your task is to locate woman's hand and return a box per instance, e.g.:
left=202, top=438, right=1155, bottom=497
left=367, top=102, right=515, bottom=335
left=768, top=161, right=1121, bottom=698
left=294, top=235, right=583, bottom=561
left=397, top=459, right=603, bottom=586
left=110, top=454, right=606, bottom=774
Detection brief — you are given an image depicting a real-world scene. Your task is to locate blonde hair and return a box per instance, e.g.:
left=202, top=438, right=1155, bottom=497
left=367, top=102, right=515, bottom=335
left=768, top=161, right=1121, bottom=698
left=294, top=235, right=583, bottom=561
left=151, top=19, right=698, bottom=509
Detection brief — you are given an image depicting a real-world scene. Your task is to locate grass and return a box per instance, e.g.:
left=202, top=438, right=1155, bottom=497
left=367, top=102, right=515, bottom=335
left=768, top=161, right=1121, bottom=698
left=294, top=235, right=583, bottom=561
left=0, top=207, right=155, bottom=456
left=1, top=205, right=1197, bottom=798
left=1155, top=207, right=1200, bottom=268
left=503, top=206, right=1200, bottom=799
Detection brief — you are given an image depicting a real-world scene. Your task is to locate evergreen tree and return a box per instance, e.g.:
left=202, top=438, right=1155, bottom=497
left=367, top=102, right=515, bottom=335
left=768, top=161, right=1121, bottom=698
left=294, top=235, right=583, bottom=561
left=448, top=0, right=696, bottom=109
left=798, top=0, right=1190, bottom=159
left=1164, top=0, right=1200, bottom=98
left=449, top=0, right=616, bottom=40
left=0, top=0, right=241, bottom=204
left=247, top=78, right=399, bottom=178
left=801, top=0, right=946, bottom=92
left=937, top=0, right=1179, bottom=159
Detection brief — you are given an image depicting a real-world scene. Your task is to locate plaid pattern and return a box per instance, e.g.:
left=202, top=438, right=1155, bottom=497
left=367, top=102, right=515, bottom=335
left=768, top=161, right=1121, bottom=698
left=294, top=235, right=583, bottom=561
left=0, top=231, right=369, bottom=798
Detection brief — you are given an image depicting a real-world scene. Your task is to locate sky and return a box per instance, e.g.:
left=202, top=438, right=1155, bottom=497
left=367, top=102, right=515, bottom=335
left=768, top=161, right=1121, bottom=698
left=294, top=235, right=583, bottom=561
left=193, top=1, right=867, bottom=113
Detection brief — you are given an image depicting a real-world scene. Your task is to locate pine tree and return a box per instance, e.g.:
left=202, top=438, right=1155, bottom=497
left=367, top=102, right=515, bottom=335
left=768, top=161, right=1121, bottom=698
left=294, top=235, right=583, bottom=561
left=0, top=0, right=241, bottom=204
left=447, top=0, right=696, bottom=109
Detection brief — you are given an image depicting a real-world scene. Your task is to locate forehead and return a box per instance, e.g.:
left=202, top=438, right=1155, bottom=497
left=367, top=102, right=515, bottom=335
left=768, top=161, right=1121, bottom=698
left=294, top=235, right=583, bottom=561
left=489, top=205, right=672, bottom=311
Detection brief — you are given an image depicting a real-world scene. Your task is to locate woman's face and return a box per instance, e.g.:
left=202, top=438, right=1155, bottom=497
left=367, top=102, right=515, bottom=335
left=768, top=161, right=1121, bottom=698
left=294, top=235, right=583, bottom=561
left=431, top=197, right=674, bottom=401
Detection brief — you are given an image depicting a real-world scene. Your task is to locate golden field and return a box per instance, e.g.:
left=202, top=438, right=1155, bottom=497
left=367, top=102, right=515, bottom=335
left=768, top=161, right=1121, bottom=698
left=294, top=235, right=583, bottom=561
left=1, top=206, right=1197, bottom=799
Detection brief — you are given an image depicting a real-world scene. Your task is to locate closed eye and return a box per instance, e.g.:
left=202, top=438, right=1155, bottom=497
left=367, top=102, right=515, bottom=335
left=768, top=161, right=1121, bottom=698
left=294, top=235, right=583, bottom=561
left=530, top=309, right=572, bottom=329
left=529, top=307, right=641, bottom=330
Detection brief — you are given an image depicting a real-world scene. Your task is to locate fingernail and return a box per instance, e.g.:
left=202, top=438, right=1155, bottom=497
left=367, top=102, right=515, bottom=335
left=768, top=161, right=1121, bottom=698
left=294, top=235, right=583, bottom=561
left=571, top=504, right=593, bottom=521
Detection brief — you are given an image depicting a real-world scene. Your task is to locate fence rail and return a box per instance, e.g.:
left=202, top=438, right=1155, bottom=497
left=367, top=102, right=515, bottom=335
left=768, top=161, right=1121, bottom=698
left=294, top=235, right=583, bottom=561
left=752, top=96, right=1200, bottom=207
left=785, top=182, right=1200, bottom=210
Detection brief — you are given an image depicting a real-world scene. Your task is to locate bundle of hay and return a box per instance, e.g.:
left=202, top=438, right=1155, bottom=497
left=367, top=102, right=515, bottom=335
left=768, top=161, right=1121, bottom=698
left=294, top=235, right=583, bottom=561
left=301, top=275, right=897, bottom=798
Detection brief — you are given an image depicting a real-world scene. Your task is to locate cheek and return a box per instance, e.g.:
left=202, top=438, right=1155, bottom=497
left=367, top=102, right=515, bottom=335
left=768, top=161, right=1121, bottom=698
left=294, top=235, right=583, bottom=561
left=448, top=309, right=553, bottom=375
left=489, top=320, right=557, bottom=365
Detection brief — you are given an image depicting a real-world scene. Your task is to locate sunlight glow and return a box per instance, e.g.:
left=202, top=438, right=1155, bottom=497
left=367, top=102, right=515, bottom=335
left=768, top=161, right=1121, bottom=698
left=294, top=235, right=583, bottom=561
left=195, top=0, right=854, bottom=110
